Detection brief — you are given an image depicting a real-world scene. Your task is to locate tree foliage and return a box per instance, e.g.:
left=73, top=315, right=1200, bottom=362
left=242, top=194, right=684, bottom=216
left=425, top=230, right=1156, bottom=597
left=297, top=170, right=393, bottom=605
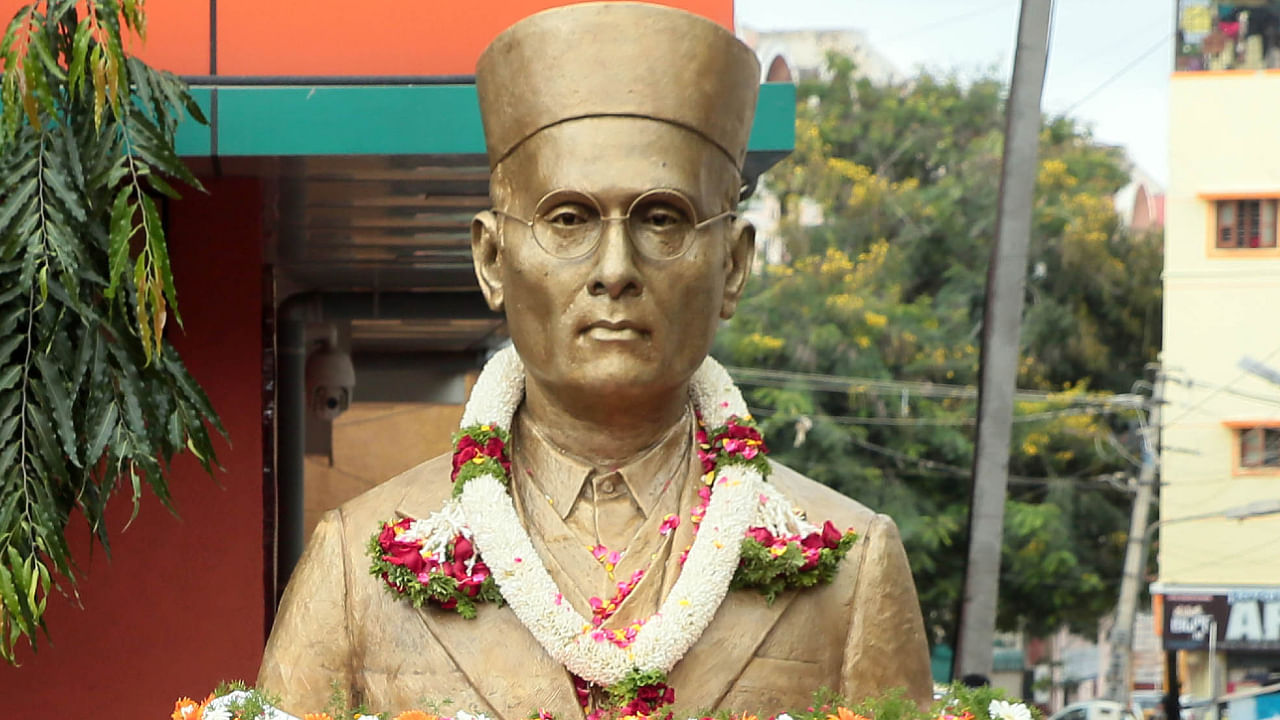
left=0, top=0, right=221, bottom=662
left=716, top=55, right=1162, bottom=645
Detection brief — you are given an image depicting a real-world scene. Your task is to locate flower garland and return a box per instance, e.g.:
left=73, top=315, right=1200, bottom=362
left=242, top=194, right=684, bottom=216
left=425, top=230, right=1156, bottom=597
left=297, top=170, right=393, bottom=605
left=368, top=347, right=858, bottom=714
left=174, top=685, right=1037, bottom=720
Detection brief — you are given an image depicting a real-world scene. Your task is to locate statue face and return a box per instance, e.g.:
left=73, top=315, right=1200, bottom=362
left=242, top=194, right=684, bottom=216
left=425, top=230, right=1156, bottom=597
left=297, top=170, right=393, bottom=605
left=471, top=116, right=755, bottom=401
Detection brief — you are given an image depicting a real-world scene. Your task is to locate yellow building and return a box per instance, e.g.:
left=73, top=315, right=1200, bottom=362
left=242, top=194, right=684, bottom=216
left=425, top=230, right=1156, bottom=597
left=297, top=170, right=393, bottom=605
left=1155, top=0, right=1280, bottom=705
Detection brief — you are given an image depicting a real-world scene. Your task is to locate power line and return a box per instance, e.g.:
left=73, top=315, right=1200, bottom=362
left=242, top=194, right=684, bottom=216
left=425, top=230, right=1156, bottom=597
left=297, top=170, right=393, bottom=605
left=1167, top=376, right=1280, bottom=409
left=1163, top=343, right=1280, bottom=427
left=805, top=422, right=1133, bottom=491
left=748, top=403, right=1113, bottom=427
left=878, top=1, right=1015, bottom=45
left=1062, top=32, right=1171, bottom=114
left=726, top=365, right=1145, bottom=408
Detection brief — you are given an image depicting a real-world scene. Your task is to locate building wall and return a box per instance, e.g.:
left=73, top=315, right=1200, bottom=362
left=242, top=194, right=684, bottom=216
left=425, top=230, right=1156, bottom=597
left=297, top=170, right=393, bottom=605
left=0, top=178, right=266, bottom=716
left=0, top=0, right=734, bottom=75
left=304, top=401, right=464, bottom=541
left=1160, top=72, right=1280, bottom=587
left=1160, top=71, right=1280, bottom=709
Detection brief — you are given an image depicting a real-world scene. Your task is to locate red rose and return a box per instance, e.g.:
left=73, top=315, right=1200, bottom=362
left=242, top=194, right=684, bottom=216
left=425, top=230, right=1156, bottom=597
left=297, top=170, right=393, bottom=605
left=378, top=522, right=397, bottom=548
left=746, top=526, right=775, bottom=546
left=458, top=576, right=481, bottom=597
left=471, top=561, right=490, bottom=582
left=484, top=436, right=506, bottom=459
left=440, top=597, right=458, bottom=610
left=801, top=532, right=825, bottom=551
left=572, top=676, right=591, bottom=708
left=383, top=542, right=426, bottom=574
left=379, top=518, right=414, bottom=548
left=822, top=520, right=844, bottom=549
left=451, top=446, right=480, bottom=480
left=453, top=535, right=474, bottom=563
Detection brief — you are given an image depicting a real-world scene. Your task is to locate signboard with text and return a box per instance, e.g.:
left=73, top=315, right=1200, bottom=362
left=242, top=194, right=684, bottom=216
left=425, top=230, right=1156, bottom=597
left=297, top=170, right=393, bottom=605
left=1162, top=589, right=1280, bottom=651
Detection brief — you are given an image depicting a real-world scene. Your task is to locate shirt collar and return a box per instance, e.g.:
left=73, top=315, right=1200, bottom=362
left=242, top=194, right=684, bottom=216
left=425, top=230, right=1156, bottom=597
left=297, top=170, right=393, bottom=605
left=513, top=406, right=693, bottom=520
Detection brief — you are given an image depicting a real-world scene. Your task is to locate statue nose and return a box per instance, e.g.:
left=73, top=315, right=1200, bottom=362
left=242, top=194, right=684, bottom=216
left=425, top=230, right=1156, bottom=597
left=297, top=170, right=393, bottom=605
left=588, top=220, right=642, bottom=299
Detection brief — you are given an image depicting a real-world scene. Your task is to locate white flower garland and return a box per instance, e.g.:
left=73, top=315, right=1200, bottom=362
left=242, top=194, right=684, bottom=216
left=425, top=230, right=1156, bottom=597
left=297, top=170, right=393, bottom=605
left=414, top=346, right=811, bottom=687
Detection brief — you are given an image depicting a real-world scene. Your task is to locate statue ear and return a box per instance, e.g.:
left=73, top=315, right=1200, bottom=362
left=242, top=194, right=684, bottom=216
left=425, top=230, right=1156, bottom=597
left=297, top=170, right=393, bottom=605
left=719, top=215, right=755, bottom=319
left=471, top=210, right=505, bottom=312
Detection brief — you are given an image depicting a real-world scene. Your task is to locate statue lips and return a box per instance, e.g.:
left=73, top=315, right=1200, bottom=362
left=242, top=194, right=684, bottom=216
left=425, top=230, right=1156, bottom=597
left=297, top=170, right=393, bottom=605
left=581, top=319, right=650, bottom=343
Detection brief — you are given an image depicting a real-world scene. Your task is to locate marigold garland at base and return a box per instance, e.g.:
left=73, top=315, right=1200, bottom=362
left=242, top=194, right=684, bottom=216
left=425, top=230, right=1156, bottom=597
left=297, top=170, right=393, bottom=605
left=171, top=683, right=1039, bottom=720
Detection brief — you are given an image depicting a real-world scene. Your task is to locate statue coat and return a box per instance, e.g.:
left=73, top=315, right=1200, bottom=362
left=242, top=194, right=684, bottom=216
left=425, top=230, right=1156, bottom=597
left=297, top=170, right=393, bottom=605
left=257, top=453, right=933, bottom=718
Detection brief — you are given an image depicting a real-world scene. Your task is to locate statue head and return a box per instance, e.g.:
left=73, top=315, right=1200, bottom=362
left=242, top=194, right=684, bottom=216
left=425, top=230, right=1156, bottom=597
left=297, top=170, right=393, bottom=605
left=471, top=2, right=762, bottom=405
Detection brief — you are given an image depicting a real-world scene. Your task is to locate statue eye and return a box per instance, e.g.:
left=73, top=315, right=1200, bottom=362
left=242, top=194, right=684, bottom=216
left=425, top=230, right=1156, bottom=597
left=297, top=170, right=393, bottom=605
left=636, top=203, right=690, bottom=231
left=543, top=204, right=593, bottom=228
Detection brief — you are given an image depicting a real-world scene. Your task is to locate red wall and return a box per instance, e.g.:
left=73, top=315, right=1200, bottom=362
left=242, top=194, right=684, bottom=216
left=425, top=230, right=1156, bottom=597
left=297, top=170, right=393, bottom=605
left=0, top=178, right=266, bottom=716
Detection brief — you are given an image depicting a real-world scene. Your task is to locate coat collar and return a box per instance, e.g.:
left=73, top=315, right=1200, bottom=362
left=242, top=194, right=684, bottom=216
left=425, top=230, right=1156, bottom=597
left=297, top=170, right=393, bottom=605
left=513, top=406, right=693, bottom=520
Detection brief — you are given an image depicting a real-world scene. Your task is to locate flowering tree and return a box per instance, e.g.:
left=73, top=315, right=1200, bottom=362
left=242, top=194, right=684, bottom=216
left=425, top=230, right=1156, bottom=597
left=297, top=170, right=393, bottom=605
left=717, top=54, right=1162, bottom=645
left=0, top=0, right=220, bottom=662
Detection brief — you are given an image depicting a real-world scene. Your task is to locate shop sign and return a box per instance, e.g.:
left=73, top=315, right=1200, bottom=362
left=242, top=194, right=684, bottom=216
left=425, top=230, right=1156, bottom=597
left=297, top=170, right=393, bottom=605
left=1162, top=589, right=1280, bottom=651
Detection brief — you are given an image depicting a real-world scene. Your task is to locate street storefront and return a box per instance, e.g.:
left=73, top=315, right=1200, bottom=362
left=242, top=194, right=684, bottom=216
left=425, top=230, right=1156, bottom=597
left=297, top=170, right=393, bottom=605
left=1158, top=587, right=1280, bottom=715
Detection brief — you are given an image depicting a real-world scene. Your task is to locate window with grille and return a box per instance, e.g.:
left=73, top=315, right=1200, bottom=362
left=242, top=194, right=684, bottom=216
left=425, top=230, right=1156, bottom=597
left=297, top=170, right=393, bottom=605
left=1238, top=426, right=1280, bottom=469
left=1216, top=199, right=1278, bottom=249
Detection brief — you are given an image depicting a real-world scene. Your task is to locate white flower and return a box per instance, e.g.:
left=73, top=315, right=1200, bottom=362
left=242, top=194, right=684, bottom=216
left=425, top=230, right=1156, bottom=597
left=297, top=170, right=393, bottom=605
left=456, top=711, right=493, bottom=720
left=989, top=700, right=1032, bottom=720
left=777, top=714, right=795, bottom=720
left=201, top=708, right=233, bottom=720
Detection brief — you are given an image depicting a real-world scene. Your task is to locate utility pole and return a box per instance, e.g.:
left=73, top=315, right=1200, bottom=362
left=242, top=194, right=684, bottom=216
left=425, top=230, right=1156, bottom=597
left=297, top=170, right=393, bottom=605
left=954, top=0, right=1053, bottom=679
left=1105, top=371, right=1164, bottom=704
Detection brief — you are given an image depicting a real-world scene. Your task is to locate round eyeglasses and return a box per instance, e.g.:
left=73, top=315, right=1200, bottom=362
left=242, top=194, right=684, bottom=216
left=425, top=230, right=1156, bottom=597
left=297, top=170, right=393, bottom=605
left=492, top=188, right=734, bottom=260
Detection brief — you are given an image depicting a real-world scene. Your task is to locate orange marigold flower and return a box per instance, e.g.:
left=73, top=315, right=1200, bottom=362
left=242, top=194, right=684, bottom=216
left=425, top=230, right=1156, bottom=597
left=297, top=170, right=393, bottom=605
left=394, top=712, right=440, bottom=720
left=827, top=707, right=871, bottom=720
left=303, top=714, right=336, bottom=720
left=171, top=698, right=201, bottom=720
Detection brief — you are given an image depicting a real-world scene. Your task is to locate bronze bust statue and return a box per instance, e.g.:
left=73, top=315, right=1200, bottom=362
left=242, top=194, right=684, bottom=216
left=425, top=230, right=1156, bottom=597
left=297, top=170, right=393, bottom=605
left=257, top=4, right=931, bottom=717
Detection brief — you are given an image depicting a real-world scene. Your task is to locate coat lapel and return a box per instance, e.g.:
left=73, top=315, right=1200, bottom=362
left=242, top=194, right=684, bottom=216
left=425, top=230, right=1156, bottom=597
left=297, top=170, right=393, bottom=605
left=412, top=597, right=583, bottom=720
left=667, top=589, right=798, bottom=712
left=396, top=479, right=584, bottom=720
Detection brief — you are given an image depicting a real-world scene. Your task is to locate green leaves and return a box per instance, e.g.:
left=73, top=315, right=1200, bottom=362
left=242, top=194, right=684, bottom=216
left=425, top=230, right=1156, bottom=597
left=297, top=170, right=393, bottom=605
left=0, top=0, right=218, bottom=663
left=718, top=54, right=1159, bottom=646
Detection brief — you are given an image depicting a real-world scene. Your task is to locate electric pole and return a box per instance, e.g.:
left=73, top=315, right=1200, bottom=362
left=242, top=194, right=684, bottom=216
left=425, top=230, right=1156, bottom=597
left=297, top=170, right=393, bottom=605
left=954, top=0, right=1053, bottom=679
left=1106, top=370, right=1163, bottom=704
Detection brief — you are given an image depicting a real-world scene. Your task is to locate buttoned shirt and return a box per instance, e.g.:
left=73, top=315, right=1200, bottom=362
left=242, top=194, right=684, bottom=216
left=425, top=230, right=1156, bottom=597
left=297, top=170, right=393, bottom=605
left=509, top=406, right=704, bottom=622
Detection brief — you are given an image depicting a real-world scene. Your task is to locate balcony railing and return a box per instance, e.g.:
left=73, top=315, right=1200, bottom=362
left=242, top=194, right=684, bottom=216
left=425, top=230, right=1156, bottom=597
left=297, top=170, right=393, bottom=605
left=1176, top=0, right=1280, bottom=71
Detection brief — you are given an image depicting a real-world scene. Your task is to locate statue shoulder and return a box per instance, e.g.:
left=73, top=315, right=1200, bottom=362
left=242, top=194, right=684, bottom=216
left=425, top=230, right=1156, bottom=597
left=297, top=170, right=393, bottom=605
left=765, top=459, right=882, bottom=537
left=335, top=451, right=457, bottom=530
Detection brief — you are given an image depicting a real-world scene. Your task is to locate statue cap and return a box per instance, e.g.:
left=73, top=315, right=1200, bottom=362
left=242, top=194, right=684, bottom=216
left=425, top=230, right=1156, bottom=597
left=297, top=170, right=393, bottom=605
left=476, top=2, right=761, bottom=170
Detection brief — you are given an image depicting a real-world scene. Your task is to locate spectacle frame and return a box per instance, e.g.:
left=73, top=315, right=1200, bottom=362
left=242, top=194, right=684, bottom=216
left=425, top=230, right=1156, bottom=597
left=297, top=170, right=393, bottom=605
left=492, top=188, right=735, bottom=260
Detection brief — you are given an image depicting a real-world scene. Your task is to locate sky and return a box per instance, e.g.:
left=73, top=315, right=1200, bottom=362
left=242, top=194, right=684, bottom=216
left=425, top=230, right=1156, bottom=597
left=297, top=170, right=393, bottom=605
left=736, top=0, right=1174, bottom=185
